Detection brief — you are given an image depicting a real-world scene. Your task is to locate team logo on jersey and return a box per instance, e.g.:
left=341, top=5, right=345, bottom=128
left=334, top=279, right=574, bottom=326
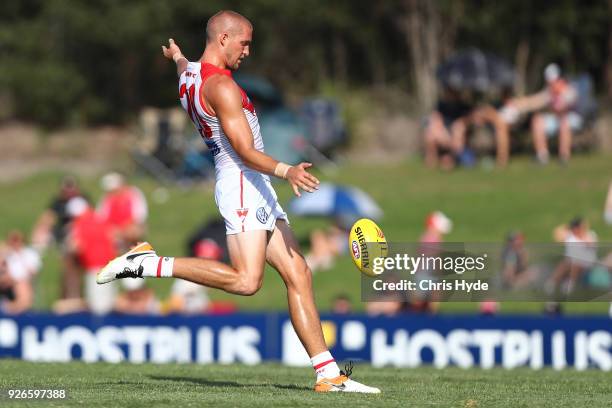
left=256, top=207, right=269, bottom=224
left=236, top=208, right=249, bottom=219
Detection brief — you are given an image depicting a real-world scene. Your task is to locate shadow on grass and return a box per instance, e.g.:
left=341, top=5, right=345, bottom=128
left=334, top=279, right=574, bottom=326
left=149, top=375, right=310, bottom=391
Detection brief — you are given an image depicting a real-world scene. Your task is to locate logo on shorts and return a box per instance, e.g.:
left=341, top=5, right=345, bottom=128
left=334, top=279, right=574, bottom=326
left=236, top=208, right=249, bottom=219
left=256, top=207, right=269, bottom=224
left=351, top=240, right=360, bottom=259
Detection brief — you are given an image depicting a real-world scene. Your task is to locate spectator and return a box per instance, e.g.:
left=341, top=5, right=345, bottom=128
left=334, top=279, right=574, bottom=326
left=505, top=64, right=580, bottom=164
left=425, top=88, right=509, bottom=169
left=162, top=279, right=210, bottom=314
left=98, top=172, right=148, bottom=251
left=161, top=219, right=229, bottom=315
left=0, top=241, right=35, bottom=314
left=305, top=214, right=355, bottom=273
left=30, top=175, right=87, bottom=300
left=547, top=217, right=598, bottom=294
left=5, top=230, right=41, bottom=281
left=455, top=104, right=510, bottom=167
left=331, top=294, right=353, bottom=314
left=64, top=197, right=117, bottom=315
left=365, top=276, right=410, bottom=316
left=186, top=218, right=229, bottom=261
left=421, top=211, right=452, bottom=245
left=479, top=300, right=500, bottom=315
left=31, top=175, right=86, bottom=250
left=423, top=91, right=472, bottom=169
left=114, top=278, right=160, bottom=315
left=412, top=211, right=453, bottom=313
left=500, top=231, right=537, bottom=289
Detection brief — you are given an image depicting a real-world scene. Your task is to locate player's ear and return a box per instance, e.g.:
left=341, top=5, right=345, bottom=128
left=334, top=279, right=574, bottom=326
left=220, top=33, right=228, bottom=46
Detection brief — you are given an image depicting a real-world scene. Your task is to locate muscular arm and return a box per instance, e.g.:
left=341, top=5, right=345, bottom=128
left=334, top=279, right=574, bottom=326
left=208, top=77, right=319, bottom=195
left=209, top=77, right=280, bottom=175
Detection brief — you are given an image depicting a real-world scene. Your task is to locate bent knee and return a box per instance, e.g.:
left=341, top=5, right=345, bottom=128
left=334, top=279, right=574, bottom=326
left=235, top=275, right=263, bottom=296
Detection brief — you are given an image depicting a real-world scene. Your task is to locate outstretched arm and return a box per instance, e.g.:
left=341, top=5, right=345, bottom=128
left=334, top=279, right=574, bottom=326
left=162, top=38, right=188, bottom=76
left=209, top=77, right=319, bottom=197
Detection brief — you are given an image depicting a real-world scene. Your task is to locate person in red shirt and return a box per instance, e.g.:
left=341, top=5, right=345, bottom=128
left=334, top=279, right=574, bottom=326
left=97, top=172, right=148, bottom=251
left=66, top=197, right=117, bottom=314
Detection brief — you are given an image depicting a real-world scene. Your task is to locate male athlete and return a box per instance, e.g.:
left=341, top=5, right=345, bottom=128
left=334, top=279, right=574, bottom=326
left=97, top=10, right=380, bottom=394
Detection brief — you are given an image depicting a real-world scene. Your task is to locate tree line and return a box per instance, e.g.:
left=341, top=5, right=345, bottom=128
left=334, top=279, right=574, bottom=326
left=1, top=0, right=610, bottom=126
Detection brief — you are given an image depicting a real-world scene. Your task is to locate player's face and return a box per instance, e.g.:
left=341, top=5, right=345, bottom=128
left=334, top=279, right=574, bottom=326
left=225, top=25, right=252, bottom=70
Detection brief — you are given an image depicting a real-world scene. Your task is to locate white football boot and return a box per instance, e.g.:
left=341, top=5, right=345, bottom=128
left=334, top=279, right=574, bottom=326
left=96, top=242, right=156, bottom=284
left=314, top=362, right=381, bottom=394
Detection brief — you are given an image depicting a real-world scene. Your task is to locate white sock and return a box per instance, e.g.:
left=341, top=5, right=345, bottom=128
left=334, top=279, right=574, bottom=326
left=311, top=350, right=340, bottom=380
left=140, top=255, right=174, bottom=278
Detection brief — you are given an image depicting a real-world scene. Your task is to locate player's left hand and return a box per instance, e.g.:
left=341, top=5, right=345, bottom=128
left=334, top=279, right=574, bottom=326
left=162, top=38, right=182, bottom=60
left=286, top=162, right=320, bottom=197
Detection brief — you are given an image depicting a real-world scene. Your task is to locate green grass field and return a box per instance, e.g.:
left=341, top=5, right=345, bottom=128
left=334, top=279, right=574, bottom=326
left=0, top=154, right=611, bottom=314
left=0, top=360, right=611, bottom=407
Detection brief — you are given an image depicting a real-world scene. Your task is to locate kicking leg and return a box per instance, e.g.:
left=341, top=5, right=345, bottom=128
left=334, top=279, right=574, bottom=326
left=266, top=219, right=380, bottom=393
left=173, top=229, right=267, bottom=295
left=97, top=231, right=268, bottom=296
left=265, top=220, right=327, bottom=357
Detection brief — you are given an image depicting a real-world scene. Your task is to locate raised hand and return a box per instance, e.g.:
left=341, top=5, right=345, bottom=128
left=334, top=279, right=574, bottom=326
left=162, top=38, right=182, bottom=60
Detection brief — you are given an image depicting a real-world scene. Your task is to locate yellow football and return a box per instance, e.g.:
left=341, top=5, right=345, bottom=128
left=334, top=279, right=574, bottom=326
left=348, top=218, right=388, bottom=277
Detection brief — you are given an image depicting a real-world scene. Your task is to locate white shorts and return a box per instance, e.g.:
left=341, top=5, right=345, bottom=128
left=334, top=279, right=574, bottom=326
left=543, top=112, right=583, bottom=137
left=215, top=170, right=289, bottom=235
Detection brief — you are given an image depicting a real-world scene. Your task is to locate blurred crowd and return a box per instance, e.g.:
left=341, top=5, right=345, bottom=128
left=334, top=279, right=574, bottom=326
left=424, top=62, right=596, bottom=169
left=316, top=183, right=612, bottom=316
left=0, top=173, right=234, bottom=317
left=320, top=192, right=612, bottom=318
left=1, top=176, right=611, bottom=317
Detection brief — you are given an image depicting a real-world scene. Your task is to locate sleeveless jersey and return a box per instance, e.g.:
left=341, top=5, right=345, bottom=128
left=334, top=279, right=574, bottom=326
left=178, top=62, right=265, bottom=179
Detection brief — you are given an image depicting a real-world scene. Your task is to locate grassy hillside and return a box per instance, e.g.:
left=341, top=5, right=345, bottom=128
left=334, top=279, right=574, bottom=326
left=0, top=154, right=610, bottom=313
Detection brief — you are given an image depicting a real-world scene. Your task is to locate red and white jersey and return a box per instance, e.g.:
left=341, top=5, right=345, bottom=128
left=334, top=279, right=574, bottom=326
left=178, top=62, right=265, bottom=180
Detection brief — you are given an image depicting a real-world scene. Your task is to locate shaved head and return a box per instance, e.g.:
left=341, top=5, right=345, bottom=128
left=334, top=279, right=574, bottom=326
left=206, top=10, right=252, bottom=44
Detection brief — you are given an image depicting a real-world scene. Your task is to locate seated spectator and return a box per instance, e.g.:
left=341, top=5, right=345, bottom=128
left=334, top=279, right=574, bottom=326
left=547, top=217, right=598, bottom=294
left=455, top=104, right=510, bottom=167
left=423, top=91, right=472, bottom=169
left=114, top=278, right=160, bottom=315
left=64, top=197, right=117, bottom=315
left=186, top=218, right=229, bottom=261
left=305, top=214, right=354, bottom=273
left=500, top=231, right=537, bottom=289
left=0, top=241, right=35, bottom=314
left=505, top=64, right=580, bottom=164
left=98, top=172, right=148, bottom=251
left=365, top=274, right=411, bottom=316
left=425, top=88, right=509, bottom=168
left=31, top=175, right=87, bottom=300
left=5, top=230, right=41, bottom=281
left=532, top=64, right=580, bottom=164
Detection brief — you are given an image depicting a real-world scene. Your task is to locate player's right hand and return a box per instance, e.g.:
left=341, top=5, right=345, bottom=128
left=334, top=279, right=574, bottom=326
left=162, top=38, right=182, bottom=60
left=286, top=162, right=320, bottom=197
